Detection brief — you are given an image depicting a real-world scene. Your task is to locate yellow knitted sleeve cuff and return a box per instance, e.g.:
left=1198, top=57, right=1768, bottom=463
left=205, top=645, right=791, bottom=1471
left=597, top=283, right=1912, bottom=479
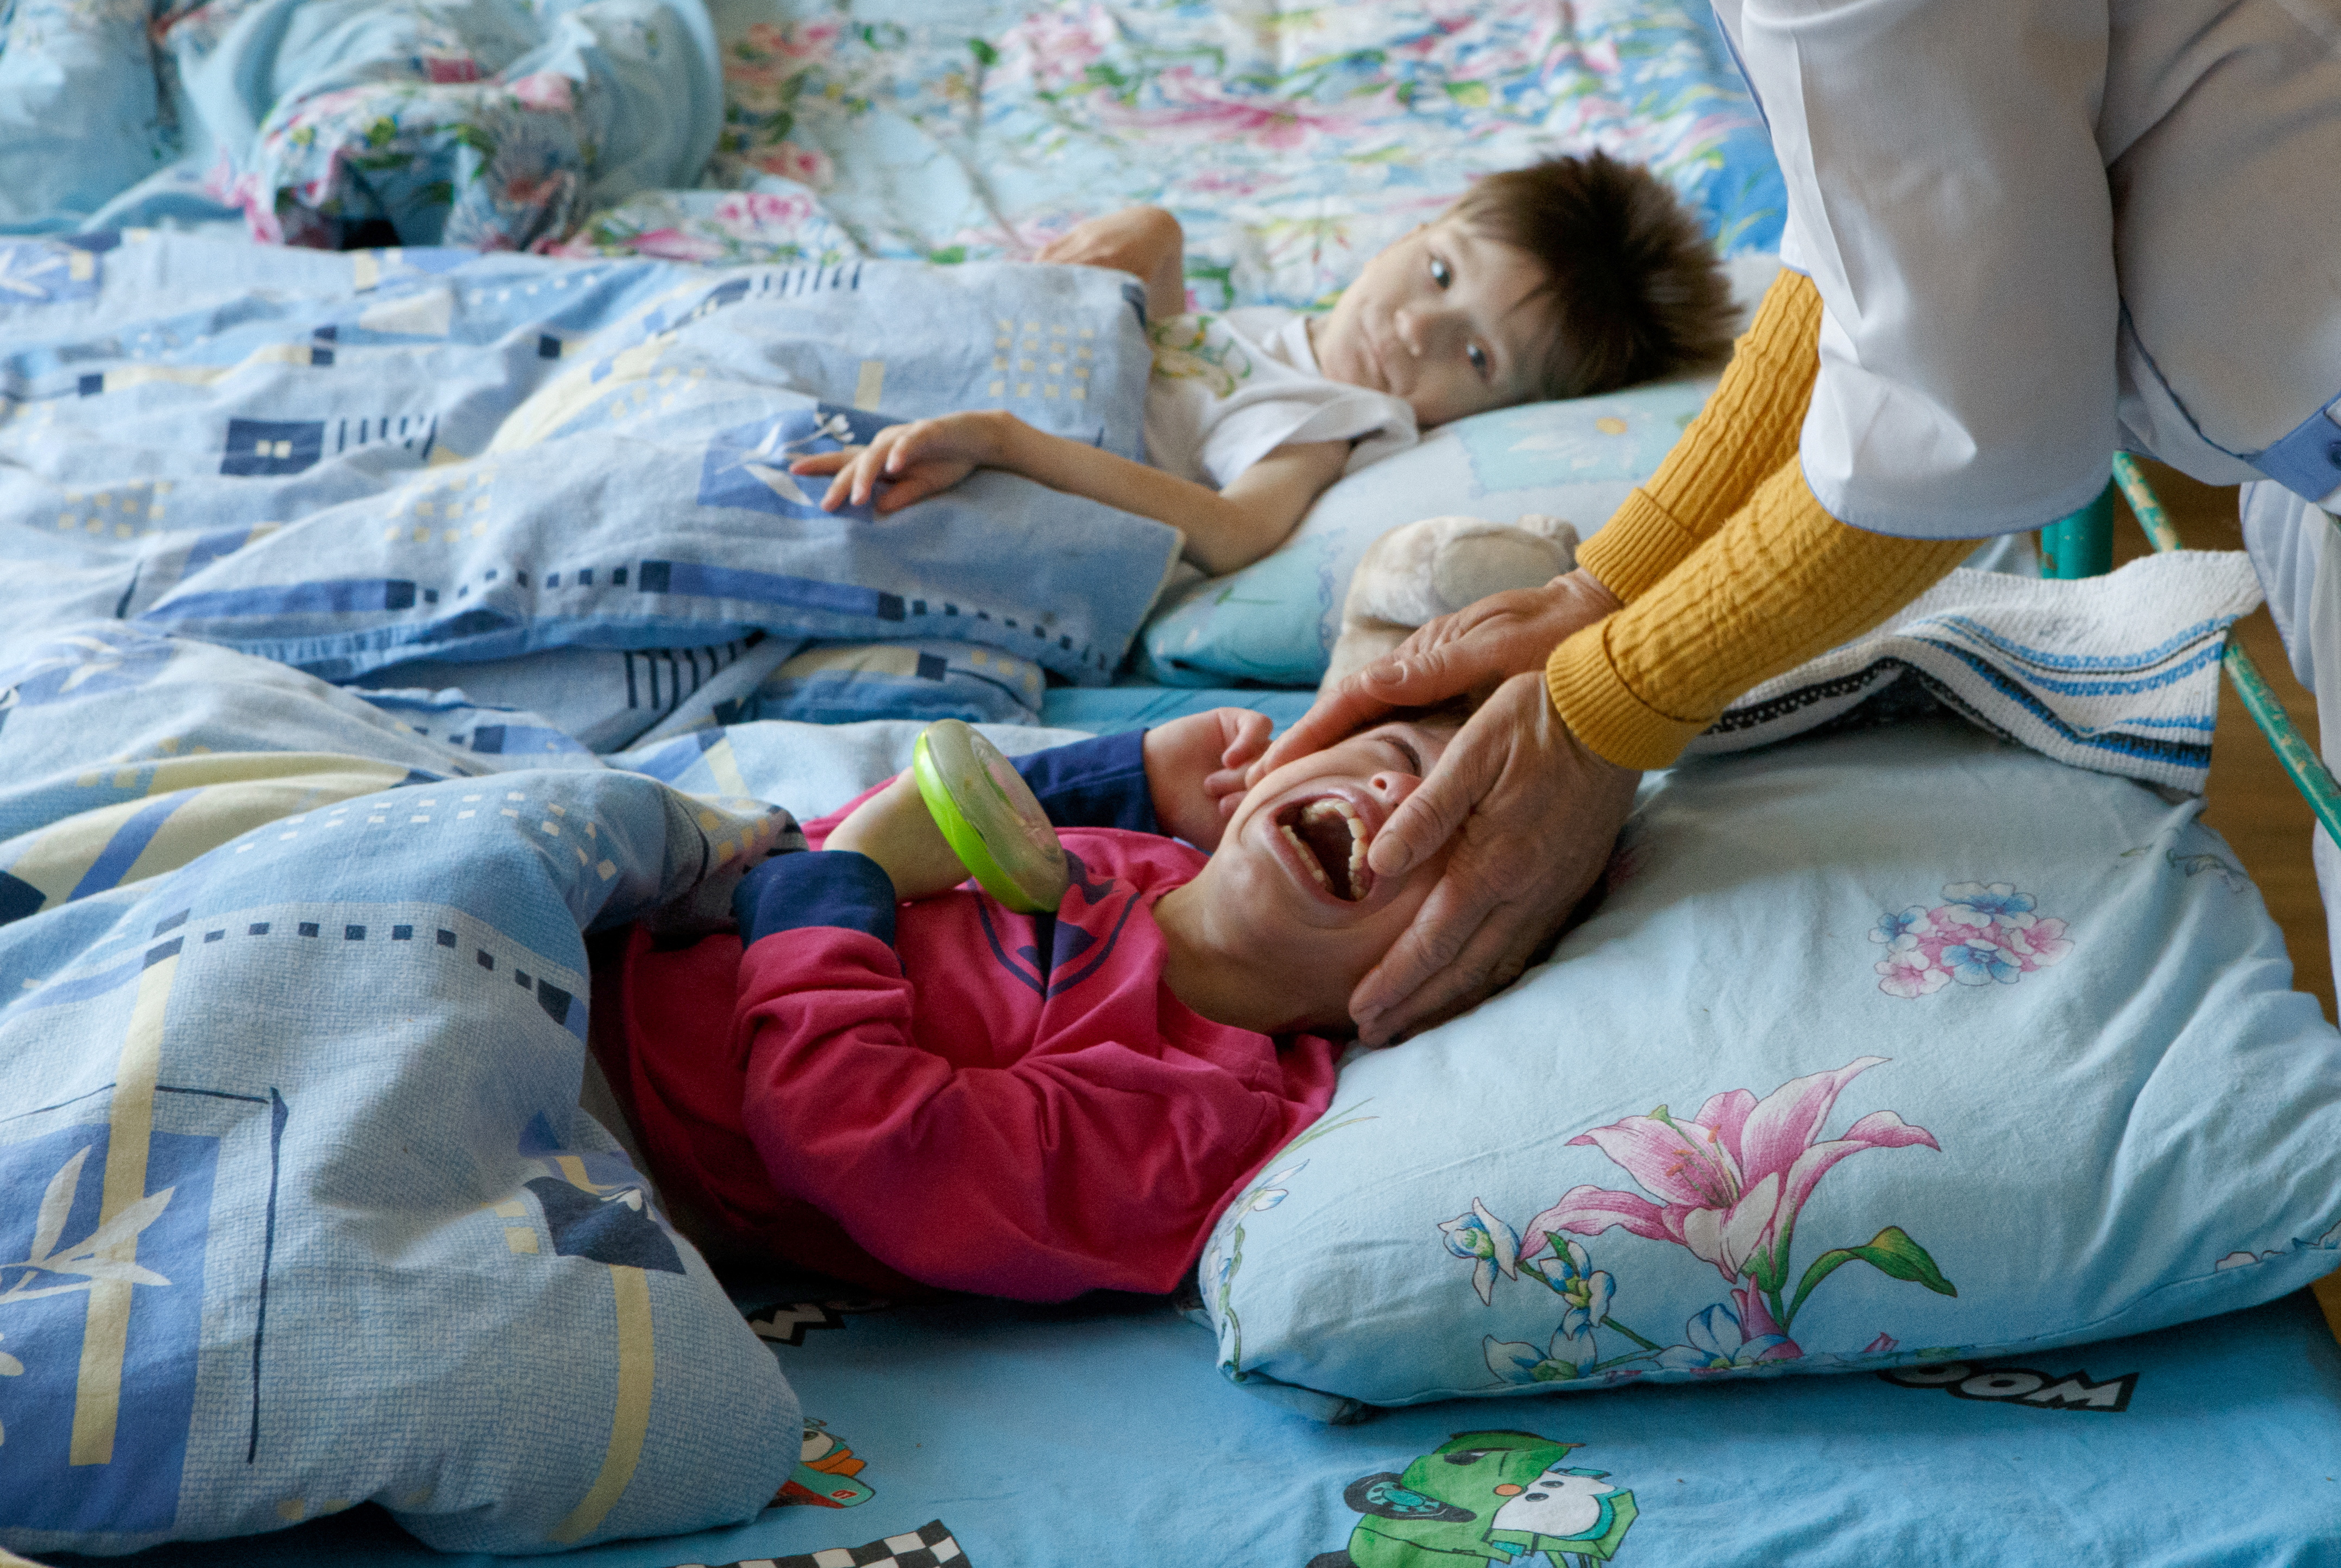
left=1547, top=462, right=1975, bottom=771
left=1575, top=489, right=1698, bottom=607
left=1574, top=269, right=1824, bottom=606
left=1546, top=619, right=1710, bottom=770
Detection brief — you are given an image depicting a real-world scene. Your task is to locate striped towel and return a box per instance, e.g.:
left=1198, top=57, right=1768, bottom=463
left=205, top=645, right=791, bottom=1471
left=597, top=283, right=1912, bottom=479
left=1685, top=551, right=2265, bottom=792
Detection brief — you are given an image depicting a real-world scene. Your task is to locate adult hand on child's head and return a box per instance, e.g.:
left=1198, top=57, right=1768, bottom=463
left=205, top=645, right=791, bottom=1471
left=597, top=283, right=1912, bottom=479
left=1250, top=568, right=1624, bottom=786
left=1347, top=670, right=1640, bottom=1046
left=1142, top=706, right=1271, bottom=851
left=788, top=411, right=1015, bottom=514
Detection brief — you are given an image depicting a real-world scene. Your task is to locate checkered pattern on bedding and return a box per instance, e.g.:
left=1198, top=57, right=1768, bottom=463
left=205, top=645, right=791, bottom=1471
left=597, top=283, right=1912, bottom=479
left=689, top=1519, right=966, bottom=1568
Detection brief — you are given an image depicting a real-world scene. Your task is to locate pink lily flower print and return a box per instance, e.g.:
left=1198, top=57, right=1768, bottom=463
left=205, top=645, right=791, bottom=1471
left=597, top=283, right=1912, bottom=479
left=1532, top=1056, right=1954, bottom=1337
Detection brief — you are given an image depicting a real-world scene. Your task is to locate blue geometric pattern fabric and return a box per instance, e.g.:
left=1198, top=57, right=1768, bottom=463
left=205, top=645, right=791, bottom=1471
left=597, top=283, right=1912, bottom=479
left=0, top=627, right=803, bottom=1554
left=0, top=231, right=1175, bottom=731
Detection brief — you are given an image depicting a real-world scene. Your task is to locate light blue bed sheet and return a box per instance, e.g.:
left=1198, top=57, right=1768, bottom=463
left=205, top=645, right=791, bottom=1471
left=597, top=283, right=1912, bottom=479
left=64, top=1286, right=2341, bottom=1567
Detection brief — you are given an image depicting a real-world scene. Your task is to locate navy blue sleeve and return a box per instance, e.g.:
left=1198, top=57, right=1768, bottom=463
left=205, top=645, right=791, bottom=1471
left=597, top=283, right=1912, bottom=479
left=1010, top=729, right=1158, bottom=834
left=733, top=851, right=897, bottom=949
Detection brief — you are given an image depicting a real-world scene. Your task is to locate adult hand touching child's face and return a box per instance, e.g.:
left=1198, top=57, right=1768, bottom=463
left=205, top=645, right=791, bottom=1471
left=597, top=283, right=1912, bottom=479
left=1250, top=569, right=1640, bottom=1045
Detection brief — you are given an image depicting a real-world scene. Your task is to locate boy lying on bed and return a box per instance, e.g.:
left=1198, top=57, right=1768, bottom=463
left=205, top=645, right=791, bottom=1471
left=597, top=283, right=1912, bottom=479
left=788, top=154, right=1734, bottom=574
left=591, top=705, right=1477, bottom=1301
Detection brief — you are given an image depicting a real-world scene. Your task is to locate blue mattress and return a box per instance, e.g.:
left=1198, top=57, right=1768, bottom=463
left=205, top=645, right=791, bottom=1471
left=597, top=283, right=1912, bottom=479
left=73, top=1284, right=2341, bottom=1567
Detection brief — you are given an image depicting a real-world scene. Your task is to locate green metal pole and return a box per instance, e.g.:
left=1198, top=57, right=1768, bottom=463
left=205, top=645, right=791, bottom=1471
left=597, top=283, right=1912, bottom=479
left=2040, top=481, right=2117, bottom=578
left=2111, top=452, right=2341, bottom=847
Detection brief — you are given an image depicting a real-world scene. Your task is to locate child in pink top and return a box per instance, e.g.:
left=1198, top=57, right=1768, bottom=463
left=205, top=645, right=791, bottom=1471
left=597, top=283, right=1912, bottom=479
left=601, top=706, right=1462, bottom=1301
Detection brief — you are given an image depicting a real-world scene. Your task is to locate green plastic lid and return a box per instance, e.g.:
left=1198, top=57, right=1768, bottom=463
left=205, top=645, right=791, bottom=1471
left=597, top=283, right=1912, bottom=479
left=911, top=719, right=1068, bottom=915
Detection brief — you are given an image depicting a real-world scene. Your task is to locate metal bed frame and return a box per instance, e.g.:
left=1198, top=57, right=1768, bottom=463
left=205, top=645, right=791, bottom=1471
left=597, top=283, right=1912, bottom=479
left=2059, top=457, right=2341, bottom=1340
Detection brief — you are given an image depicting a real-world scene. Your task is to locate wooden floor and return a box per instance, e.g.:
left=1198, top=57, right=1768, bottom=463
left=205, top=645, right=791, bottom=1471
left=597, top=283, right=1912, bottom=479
left=2111, top=461, right=2333, bottom=1021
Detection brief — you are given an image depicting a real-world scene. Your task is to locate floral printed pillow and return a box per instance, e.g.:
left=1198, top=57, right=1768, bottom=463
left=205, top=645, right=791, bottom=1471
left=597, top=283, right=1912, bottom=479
left=1196, top=719, right=2341, bottom=1410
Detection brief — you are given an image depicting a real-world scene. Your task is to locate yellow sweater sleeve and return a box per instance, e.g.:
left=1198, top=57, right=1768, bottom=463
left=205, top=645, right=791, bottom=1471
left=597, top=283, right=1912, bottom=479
left=1547, top=461, right=1975, bottom=770
left=1575, top=268, right=1823, bottom=604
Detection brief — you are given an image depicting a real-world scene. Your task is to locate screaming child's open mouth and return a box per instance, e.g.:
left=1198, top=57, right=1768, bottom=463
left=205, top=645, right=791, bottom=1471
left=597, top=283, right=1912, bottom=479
left=1276, top=796, right=1372, bottom=902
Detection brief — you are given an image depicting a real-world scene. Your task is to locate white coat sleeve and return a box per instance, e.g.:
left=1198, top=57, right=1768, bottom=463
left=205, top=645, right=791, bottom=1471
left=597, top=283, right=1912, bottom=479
left=1730, top=0, right=2119, bottom=538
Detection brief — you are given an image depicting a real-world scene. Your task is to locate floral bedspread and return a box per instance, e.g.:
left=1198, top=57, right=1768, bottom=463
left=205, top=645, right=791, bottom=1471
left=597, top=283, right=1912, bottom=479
left=0, top=0, right=725, bottom=249
left=4, top=0, right=1781, bottom=304
left=558, top=0, right=1786, bottom=309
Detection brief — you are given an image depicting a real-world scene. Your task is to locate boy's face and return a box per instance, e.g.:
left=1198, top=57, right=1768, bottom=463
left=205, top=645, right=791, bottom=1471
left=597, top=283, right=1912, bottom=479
left=1188, top=716, right=1460, bottom=1031
left=1311, top=215, right=1556, bottom=429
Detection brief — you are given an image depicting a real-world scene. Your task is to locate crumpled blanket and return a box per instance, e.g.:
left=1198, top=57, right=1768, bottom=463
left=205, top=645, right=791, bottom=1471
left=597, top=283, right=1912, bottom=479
left=1, top=0, right=722, bottom=249
left=0, top=625, right=801, bottom=1555
left=0, top=229, right=1176, bottom=750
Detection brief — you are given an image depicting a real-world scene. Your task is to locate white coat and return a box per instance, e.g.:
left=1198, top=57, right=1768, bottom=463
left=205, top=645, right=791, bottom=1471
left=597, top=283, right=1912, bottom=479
left=1711, top=0, right=2341, bottom=538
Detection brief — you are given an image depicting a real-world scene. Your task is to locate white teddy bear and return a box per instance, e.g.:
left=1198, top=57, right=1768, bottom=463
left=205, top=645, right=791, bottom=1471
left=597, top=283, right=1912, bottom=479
left=1324, top=512, right=1579, bottom=688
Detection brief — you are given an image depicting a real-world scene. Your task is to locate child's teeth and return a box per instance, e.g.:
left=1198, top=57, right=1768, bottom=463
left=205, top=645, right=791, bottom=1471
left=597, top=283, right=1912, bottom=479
left=1281, top=823, right=1332, bottom=887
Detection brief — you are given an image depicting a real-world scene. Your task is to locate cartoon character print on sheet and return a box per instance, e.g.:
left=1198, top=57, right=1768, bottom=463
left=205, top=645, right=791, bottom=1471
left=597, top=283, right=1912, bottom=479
left=679, top=1519, right=971, bottom=1568
left=0, top=755, right=804, bottom=1553
left=1307, top=1431, right=1637, bottom=1568
left=775, top=1416, right=876, bottom=1510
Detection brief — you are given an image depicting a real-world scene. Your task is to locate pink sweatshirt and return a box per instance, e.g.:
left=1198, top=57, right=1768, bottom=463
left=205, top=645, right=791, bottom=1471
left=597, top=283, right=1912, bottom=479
left=605, top=732, right=1339, bottom=1301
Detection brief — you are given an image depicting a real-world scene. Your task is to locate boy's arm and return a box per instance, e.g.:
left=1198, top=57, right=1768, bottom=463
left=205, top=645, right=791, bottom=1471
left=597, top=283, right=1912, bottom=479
left=1006, top=709, right=1268, bottom=847
left=791, top=411, right=1348, bottom=576
left=816, top=710, right=1265, bottom=901
left=1035, top=205, right=1187, bottom=322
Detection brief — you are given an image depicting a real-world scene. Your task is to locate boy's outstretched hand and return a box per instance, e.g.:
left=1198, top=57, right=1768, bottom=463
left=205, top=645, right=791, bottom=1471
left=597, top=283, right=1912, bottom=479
left=1142, top=707, right=1271, bottom=851
left=789, top=411, right=1018, bottom=514
left=824, top=772, right=970, bottom=902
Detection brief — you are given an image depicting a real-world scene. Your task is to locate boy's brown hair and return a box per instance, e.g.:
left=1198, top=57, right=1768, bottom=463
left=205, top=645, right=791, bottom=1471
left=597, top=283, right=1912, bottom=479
left=1456, top=152, right=1736, bottom=400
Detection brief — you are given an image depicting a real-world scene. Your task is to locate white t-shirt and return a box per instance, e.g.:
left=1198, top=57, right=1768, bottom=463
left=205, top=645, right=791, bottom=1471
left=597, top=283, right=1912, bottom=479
left=1142, top=308, right=1417, bottom=491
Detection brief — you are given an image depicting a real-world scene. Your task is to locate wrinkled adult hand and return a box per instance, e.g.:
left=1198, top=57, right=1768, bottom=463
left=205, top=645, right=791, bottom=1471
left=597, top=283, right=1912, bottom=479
left=1247, top=568, right=1634, bottom=1043
left=1348, top=670, right=1641, bottom=1044
left=1254, top=568, right=1624, bottom=783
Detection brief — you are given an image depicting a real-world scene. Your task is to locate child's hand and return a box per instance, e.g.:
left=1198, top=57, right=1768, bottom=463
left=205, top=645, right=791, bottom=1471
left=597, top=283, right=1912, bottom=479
left=823, top=773, right=970, bottom=902
left=788, top=411, right=1017, bottom=515
left=1142, top=707, right=1272, bottom=851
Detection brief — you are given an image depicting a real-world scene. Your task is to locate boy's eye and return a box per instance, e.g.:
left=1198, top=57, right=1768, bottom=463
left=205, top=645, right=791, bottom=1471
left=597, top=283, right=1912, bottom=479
left=1428, top=256, right=1452, bottom=289
left=1467, top=343, right=1490, bottom=377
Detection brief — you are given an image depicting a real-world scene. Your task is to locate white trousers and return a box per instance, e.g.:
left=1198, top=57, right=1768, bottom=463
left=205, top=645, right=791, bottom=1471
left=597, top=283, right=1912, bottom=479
left=2239, top=481, right=2341, bottom=994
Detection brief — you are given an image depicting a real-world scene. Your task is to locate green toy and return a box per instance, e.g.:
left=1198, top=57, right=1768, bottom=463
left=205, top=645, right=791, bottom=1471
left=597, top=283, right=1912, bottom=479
left=1311, top=1430, right=1637, bottom=1568
left=910, top=718, right=1068, bottom=914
